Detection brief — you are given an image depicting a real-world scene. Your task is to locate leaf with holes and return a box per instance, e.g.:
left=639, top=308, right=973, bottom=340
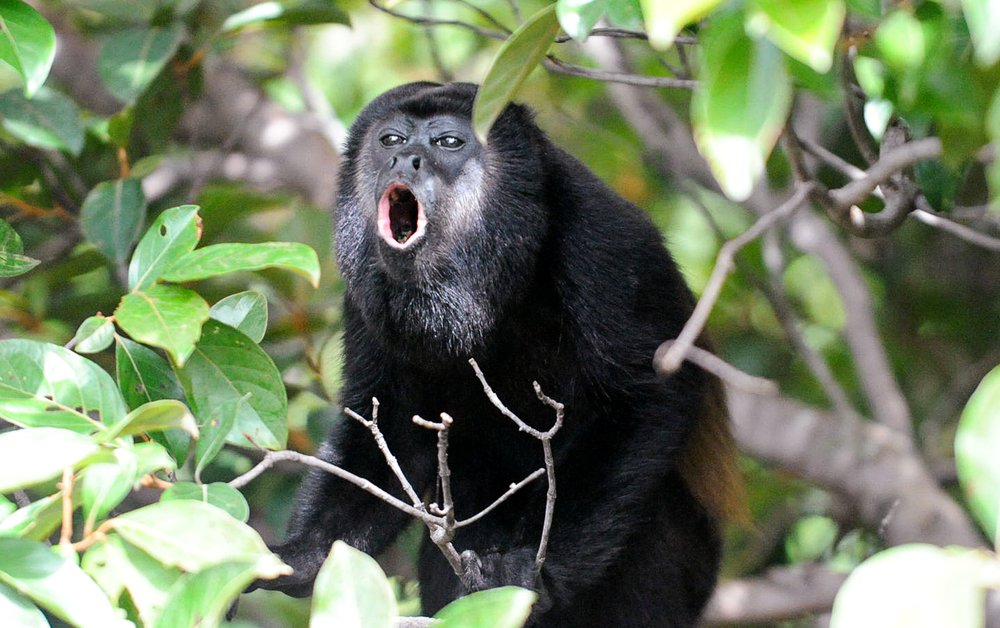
left=80, top=179, right=147, bottom=265
left=0, top=87, right=83, bottom=154
left=115, top=284, right=210, bottom=366
left=0, top=0, right=56, bottom=96
left=162, top=242, right=320, bottom=287
left=128, top=205, right=201, bottom=291
left=0, top=339, right=127, bottom=433
left=473, top=5, right=561, bottom=143
left=98, top=24, right=184, bottom=103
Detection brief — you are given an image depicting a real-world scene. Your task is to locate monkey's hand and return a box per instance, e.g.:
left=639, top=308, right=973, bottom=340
left=459, top=548, right=552, bottom=612
left=249, top=540, right=326, bottom=598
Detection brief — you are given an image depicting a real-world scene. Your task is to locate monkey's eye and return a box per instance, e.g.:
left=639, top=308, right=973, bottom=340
left=433, top=136, right=465, bottom=150
left=380, top=134, right=406, bottom=147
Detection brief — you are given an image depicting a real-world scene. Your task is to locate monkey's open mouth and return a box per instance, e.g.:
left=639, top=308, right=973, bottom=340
left=378, top=183, right=427, bottom=249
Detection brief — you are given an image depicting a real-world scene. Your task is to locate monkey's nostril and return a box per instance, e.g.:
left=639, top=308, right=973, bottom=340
left=389, top=156, right=397, bottom=168
left=411, top=156, right=421, bottom=170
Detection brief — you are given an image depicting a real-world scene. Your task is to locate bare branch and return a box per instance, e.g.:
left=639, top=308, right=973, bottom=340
left=912, top=206, right=1000, bottom=251
left=345, top=399, right=425, bottom=510
left=828, top=137, right=940, bottom=213
left=703, top=564, right=848, bottom=624
left=368, top=0, right=507, bottom=40
left=456, top=468, right=546, bottom=528
left=654, top=341, right=778, bottom=395
left=543, top=57, right=697, bottom=90
left=656, top=184, right=815, bottom=374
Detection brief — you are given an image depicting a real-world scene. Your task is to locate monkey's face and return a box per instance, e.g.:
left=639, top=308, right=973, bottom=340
left=367, top=113, right=484, bottom=271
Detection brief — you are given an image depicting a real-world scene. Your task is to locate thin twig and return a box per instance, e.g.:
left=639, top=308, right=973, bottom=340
left=345, top=399, right=425, bottom=509
left=59, top=467, right=74, bottom=546
left=543, top=57, right=697, bottom=90
left=368, top=0, right=507, bottom=40
left=654, top=342, right=778, bottom=395
left=656, top=184, right=815, bottom=374
left=455, top=468, right=546, bottom=527
left=448, top=0, right=511, bottom=34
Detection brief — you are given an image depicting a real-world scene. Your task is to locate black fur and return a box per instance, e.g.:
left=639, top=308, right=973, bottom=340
left=261, top=82, right=721, bottom=626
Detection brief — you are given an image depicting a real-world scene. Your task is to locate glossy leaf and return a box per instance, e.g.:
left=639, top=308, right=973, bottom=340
left=83, top=535, right=180, bottom=626
left=161, top=481, right=249, bottom=522
left=830, top=544, right=994, bottom=628
left=0, top=427, right=102, bottom=493
left=473, top=4, right=561, bottom=143
left=102, top=399, right=197, bottom=442
left=0, top=218, right=39, bottom=278
left=0, top=87, right=84, bottom=155
left=156, top=560, right=261, bottom=628
left=746, top=0, right=845, bottom=72
left=131, top=441, right=176, bottom=478
left=691, top=12, right=792, bottom=201
left=114, top=283, right=210, bottom=366
left=557, top=0, right=606, bottom=41
left=962, top=0, right=1000, bottom=66
left=176, top=319, right=287, bottom=450
left=222, top=0, right=349, bottom=32
left=0, top=488, right=78, bottom=540
left=640, top=0, right=721, bottom=50
left=115, top=336, right=184, bottom=409
left=0, top=0, right=56, bottom=96
left=209, top=291, right=268, bottom=343
left=98, top=24, right=184, bottom=104
left=310, top=541, right=397, bottom=628
left=108, top=500, right=289, bottom=577
left=0, top=339, right=127, bottom=432
left=72, top=316, right=115, bottom=354
left=0, top=580, right=46, bottom=628
left=128, top=205, right=201, bottom=291
left=435, top=586, right=537, bottom=628
left=955, top=365, right=1000, bottom=543
left=162, top=241, right=320, bottom=287
left=80, top=179, right=147, bottom=266
left=80, top=451, right=137, bottom=530
left=0, top=537, right=128, bottom=628
left=194, top=396, right=241, bottom=479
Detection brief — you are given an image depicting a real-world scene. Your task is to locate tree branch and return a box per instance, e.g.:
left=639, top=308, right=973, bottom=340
left=703, top=563, right=848, bottom=624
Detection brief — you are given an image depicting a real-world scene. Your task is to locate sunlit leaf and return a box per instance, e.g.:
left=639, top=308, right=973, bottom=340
left=108, top=500, right=289, bottom=577
left=955, top=364, right=1000, bottom=544
left=0, top=218, right=39, bottom=278
left=0, top=488, right=78, bottom=540
left=161, top=481, right=249, bottom=522
left=746, top=0, right=845, bottom=72
left=311, top=541, right=397, bottom=628
left=557, top=0, right=606, bottom=41
left=830, top=544, right=995, bottom=628
left=0, top=537, right=129, bottom=628
left=194, top=397, right=241, bottom=479
left=80, top=451, right=137, bottom=531
left=209, top=291, right=268, bottom=343
left=82, top=535, right=180, bottom=626
left=222, top=0, right=349, bottom=32
left=71, top=316, right=115, bottom=354
left=691, top=12, right=792, bottom=201
left=0, top=427, right=102, bottom=493
left=128, top=205, right=201, bottom=292
left=435, top=586, right=537, bottom=628
left=102, top=399, right=197, bottom=442
left=473, top=4, right=560, bottom=143
left=114, top=284, right=210, bottom=366
left=0, top=339, right=127, bottom=432
left=156, top=560, right=260, bottom=628
left=0, top=87, right=84, bottom=155
left=962, top=0, right=1000, bottom=66
left=0, top=580, right=46, bottom=628
left=98, top=24, right=184, bottom=104
left=162, top=242, right=321, bottom=288
left=0, top=0, right=55, bottom=96
left=640, top=0, right=722, bottom=50
left=176, top=319, right=287, bottom=450
left=80, top=179, right=147, bottom=266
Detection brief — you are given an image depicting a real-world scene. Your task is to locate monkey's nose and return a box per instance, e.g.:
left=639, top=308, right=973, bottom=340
left=411, top=155, right=421, bottom=170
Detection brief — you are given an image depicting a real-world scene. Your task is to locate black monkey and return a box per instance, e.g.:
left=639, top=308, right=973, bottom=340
left=258, top=82, right=744, bottom=627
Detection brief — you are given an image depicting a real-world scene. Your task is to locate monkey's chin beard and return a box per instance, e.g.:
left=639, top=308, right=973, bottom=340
left=377, top=183, right=427, bottom=250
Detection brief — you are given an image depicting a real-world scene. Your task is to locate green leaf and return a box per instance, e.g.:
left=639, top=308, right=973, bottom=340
left=955, top=364, right=1000, bottom=544
left=640, top=0, right=722, bottom=50
left=319, top=331, right=344, bottom=402
left=472, top=5, right=561, bottom=143
left=103, top=399, right=197, bottom=442
left=107, top=107, right=134, bottom=148
left=746, top=0, right=845, bottom=72
left=115, top=336, right=184, bottom=409
left=0, top=218, right=39, bottom=278
left=114, top=283, right=210, bottom=366
left=0, top=339, right=128, bottom=432
left=108, top=500, right=289, bottom=577
left=434, top=586, right=537, bottom=628
left=0, top=580, right=47, bottom=628
left=605, top=0, right=642, bottom=28
left=128, top=205, right=201, bottom=291
left=830, top=544, right=995, bottom=628
left=194, top=396, right=241, bottom=479
left=80, top=179, right=148, bottom=266
left=161, top=482, right=249, bottom=522
left=310, top=541, right=397, bottom=628
left=176, top=319, right=287, bottom=450
left=155, top=560, right=261, bottom=628
left=557, top=0, right=606, bottom=41
left=875, top=11, right=925, bottom=70
left=209, top=291, right=268, bottom=343
left=222, top=0, right=350, bottom=32
left=132, top=441, right=176, bottom=478
left=80, top=451, right=137, bottom=531
left=162, top=242, right=320, bottom=287
left=0, top=0, right=56, bottom=96
left=98, top=24, right=184, bottom=104
left=0, top=537, right=128, bottom=628
left=0, top=427, right=102, bottom=493
left=83, top=535, right=180, bottom=626
left=0, top=87, right=84, bottom=155
left=691, top=11, right=792, bottom=201
left=72, top=316, right=115, bottom=354
left=962, top=0, right=1000, bottom=66
left=0, top=489, right=78, bottom=540
left=0, top=495, right=12, bottom=521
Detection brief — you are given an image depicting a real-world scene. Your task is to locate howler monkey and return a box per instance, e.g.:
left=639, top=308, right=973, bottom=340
left=258, top=82, right=743, bottom=627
